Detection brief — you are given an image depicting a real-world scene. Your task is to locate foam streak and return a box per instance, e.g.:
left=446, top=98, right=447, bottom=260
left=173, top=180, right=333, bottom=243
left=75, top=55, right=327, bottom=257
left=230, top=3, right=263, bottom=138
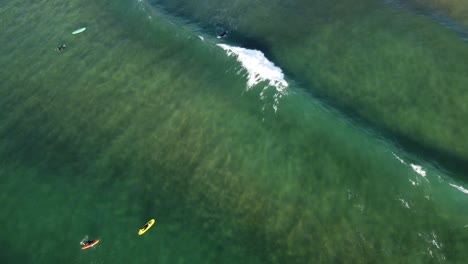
left=217, top=44, right=288, bottom=112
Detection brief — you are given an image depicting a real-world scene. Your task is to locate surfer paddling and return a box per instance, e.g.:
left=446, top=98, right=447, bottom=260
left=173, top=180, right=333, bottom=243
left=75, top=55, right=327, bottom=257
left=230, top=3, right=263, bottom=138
left=55, top=44, right=66, bottom=52
left=215, top=26, right=228, bottom=39
left=80, top=236, right=100, bottom=250
left=217, top=30, right=228, bottom=38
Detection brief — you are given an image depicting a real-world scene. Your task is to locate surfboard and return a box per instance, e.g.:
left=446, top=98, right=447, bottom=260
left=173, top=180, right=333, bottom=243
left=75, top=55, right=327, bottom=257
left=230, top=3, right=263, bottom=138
left=81, top=239, right=100, bottom=250
left=72, top=27, right=86, bottom=35
left=138, top=219, right=155, bottom=235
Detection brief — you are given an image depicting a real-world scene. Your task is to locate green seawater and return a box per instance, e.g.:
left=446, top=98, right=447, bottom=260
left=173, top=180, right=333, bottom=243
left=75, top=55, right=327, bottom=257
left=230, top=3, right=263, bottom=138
left=1, top=0, right=467, bottom=263
left=153, top=0, right=468, bottom=170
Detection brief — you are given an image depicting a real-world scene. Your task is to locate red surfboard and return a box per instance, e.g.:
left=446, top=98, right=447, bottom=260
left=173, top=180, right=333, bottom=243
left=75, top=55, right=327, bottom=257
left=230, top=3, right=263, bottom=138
left=81, top=239, right=100, bottom=250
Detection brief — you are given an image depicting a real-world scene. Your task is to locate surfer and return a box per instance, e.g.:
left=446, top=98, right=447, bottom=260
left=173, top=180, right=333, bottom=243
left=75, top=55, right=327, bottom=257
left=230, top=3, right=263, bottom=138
left=215, top=26, right=228, bottom=39
left=80, top=240, right=94, bottom=246
left=80, top=235, right=100, bottom=250
left=80, top=238, right=100, bottom=250
left=138, top=219, right=155, bottom=235
left=55, top=44, right=66, bottom=52
left=217, top=30, right=228, bottom=38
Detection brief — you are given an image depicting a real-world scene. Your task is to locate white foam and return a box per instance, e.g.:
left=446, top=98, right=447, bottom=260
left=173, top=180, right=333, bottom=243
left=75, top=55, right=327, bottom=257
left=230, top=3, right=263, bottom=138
left=398, top=198, right=411, bottom=208
left=217, top=44, right=288, bottom=112
left=392, top=152, right=406, bottom=164
left=392, top=152, right=428, bottom=178
left=449, top=183, right=468, bottom=195
left=410, top=164, right=427, bottom=177
left=431, top=232, right=442, bottom=249
left=198, top=35, right=205, bottom=41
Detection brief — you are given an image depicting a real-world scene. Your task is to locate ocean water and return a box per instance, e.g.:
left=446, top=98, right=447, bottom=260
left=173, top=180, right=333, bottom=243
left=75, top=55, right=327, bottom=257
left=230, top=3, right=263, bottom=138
left=152, top=0, right=468, bottom=169
left=1, top=0, right=467, bottom=263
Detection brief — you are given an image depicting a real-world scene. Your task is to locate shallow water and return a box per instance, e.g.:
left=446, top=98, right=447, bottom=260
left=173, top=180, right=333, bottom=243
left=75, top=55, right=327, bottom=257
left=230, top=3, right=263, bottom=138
left=1, top=0, right=468, bottom=263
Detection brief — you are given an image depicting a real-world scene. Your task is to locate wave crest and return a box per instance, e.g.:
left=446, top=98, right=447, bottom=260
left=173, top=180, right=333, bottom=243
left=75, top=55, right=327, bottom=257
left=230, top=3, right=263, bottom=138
left=217, top=44, right=288, bottom=112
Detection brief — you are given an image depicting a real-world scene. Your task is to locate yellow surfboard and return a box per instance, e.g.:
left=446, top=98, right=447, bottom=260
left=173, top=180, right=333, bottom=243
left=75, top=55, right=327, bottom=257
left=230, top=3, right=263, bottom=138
left=138, top=219, right=155, bottom=235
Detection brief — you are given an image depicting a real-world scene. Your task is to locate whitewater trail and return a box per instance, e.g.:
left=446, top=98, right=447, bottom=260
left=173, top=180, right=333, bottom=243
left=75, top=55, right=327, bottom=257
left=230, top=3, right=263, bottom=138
left=217, top=44, right=288, bottom=112
left=392, top=152, right=468, bottom=198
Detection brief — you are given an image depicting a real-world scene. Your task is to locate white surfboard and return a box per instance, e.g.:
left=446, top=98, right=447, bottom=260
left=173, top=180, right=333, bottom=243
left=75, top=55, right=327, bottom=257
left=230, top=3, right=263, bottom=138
left=72, top=27, right=86, bottom=35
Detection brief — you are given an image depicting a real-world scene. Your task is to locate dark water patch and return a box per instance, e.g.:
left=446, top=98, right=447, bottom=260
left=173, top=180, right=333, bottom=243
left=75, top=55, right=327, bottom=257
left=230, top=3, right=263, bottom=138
left=267, top=75, right=468, bottom=183
left=383, top=0, right=468, bottom=41
left=0, top=243, right=34, bottom=264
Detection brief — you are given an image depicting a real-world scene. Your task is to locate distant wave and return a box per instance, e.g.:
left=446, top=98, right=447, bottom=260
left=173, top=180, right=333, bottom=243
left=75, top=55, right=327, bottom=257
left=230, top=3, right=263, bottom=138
left=383, top=0, right=468, bottom=41
left=392, top=152, right=468, bottom=197
left=217, top=44, right=289, bottom=112
left=449, top=184, right=468, bottom=195
left=392, top=152, right=427, bottom=177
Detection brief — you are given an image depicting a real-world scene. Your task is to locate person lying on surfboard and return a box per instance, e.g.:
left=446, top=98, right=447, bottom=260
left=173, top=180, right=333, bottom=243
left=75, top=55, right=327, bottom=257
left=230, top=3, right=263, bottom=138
left=217, top=30, right=228, bottom=38
left=80, top=236, right=100, bottom=250
left=55, top=44, right=66, bottom=52
left=138, top=219, right=155, bottom=235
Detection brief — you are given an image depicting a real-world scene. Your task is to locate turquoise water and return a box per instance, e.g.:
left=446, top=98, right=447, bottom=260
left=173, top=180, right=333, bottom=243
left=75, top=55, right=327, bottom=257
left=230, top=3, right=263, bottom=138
left=1, top=0, right=468, bottom=263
